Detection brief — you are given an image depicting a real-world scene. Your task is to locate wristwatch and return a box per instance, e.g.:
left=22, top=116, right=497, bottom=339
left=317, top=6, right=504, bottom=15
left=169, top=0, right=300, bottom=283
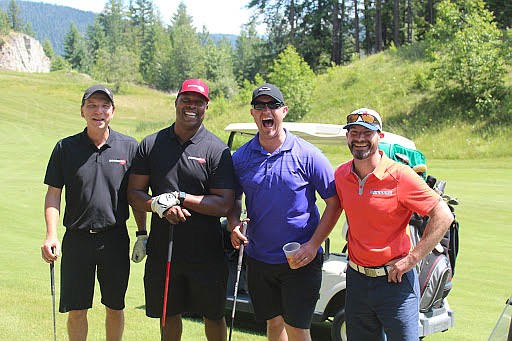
left=136, top=230, right=147, bottom=236
left=179, top=191, right=186, bottom=205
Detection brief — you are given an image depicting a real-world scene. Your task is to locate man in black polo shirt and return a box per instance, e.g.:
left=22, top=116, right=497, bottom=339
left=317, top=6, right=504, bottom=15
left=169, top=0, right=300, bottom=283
left=41, top=84, right=146, bottom=341
left=127, top=79, right=234, bottom=341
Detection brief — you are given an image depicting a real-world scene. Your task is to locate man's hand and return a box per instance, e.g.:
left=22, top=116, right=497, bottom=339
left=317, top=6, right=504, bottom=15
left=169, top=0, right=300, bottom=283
left=131, top=235, right=148, bottom=263
left=151, top=192, right=180, bottom=218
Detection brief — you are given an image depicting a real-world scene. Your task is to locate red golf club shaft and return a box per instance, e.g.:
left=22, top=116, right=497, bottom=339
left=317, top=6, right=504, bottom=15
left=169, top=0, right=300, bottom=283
left=161, top=225, right=175, bottom=330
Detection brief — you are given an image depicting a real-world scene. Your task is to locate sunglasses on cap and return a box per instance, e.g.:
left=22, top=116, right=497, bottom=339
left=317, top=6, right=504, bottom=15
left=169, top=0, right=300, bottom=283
left=346, top=112, right=379, bottom=124
left=252, top=102, right=284, bottom=110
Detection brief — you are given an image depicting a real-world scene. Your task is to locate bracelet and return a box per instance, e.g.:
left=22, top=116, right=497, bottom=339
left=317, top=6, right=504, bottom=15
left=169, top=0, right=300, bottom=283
left=136, top=230, right=147, bottom=236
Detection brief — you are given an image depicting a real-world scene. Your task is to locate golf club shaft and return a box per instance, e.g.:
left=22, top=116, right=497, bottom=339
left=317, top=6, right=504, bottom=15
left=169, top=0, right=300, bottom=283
left=229, top=221, right=247, bottom=341
left=161, top=225, right=175, bottom=334
left=50, top=248, right=56, bottom=341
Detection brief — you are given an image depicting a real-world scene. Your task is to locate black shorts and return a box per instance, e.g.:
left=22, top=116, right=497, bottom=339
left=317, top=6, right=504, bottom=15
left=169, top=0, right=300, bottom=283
left=144, top=256, right=228, bottom=320
left=59, top=227, right=130, bottom=312
left=246, top=253, right=322, bottom=329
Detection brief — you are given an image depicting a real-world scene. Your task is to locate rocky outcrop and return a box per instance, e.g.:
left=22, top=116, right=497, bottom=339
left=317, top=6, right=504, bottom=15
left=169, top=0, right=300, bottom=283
left=0, top=32, right=51, bottom=73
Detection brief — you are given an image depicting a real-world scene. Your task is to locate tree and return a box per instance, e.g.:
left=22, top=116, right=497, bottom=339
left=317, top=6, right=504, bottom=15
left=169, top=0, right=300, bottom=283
left=485, top=0, right=512, bottom=30
left=234, top=23, right=266, bottom=84
left=164, top=2, right=205, bottom=90
left=7, top=0, right=22, bottom=32
left=203, top=37, right=238, bottom=99
left=0, top=9, right=10, bottom=34
left=268, top=45, right=315, bottom=121
left=63, top=23, right=87, bottom=72
left=98, top=0, right=126, bottom=53
left=42, top=38, right=54, bottom=60
left=426, top=0, right=507, bottom=114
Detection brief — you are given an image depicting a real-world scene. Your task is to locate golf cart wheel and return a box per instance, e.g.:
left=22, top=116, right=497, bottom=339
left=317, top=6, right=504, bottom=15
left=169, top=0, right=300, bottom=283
left=331, top=308, right=347, bottom=341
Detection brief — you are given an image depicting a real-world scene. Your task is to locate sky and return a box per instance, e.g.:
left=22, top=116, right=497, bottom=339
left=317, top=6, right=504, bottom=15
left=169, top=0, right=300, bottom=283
left=32, top=0, right=256, bottom=35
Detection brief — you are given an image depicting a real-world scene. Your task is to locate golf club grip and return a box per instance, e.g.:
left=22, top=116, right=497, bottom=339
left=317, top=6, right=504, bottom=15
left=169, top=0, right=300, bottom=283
left=239, top=221, right=247, bottom=253
left=50, top=247, right=55, bottom=294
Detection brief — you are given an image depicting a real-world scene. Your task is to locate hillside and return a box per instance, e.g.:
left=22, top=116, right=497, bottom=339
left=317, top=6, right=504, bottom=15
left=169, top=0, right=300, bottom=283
left=0, top=0, right=95, bottom=55
left=1, top=45, right=511, bottom=161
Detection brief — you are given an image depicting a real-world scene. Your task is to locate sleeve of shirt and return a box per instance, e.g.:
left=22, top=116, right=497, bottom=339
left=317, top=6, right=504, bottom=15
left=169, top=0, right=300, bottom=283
left=309, top=147, right=337, bottom=199
left=130, top=136, right=151, bottom=176
left=44, top=140, right=64, bottom=189
left=398, top=166, right=441, bottom=216
left=210, top=146, right=235, bottom=190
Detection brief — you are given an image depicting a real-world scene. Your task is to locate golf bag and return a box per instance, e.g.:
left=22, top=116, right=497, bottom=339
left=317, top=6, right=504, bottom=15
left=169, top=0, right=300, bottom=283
left=380, top=141, right=460, bottom=312
left=409, top=175, right=460, bottom=312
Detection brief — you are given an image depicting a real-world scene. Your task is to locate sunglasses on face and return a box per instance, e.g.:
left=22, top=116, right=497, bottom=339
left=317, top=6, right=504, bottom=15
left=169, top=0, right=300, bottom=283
left=252, top=102, right=284, bottom=110
left=346, top=112, right=379, bottom=124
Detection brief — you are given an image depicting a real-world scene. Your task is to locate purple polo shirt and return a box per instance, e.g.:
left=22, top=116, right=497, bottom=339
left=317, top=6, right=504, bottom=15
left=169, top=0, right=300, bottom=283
left=233, top=129, right=336, bottom=264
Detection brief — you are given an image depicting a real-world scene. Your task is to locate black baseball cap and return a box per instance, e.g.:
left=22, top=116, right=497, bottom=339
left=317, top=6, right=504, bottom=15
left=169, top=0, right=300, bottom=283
left=251, top=83, right=285, bottom=105
left=81, top=84, right=114, bottom=106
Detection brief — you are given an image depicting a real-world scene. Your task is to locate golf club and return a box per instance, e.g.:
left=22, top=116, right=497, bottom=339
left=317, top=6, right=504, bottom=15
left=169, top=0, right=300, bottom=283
left=50, top=248, right=56, bottom=341
left=161, top=224, right=175, bottom=340
left=228, top=221, right=248, bottom=341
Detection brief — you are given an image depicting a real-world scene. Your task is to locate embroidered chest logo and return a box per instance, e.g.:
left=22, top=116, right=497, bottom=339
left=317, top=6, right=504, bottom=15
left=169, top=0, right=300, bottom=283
left=188, top=156, right=206, bottom=164
left=370, top=190, right=393, bottom=195
left=109, top=159, right=127, bottom=165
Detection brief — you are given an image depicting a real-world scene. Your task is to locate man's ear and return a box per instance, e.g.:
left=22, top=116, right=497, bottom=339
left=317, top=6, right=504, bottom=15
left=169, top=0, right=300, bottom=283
left=282, top=106, right=289, bottom=118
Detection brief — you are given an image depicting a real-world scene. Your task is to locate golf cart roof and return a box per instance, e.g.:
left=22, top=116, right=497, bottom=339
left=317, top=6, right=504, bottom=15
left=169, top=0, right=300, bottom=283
left=224, top=122, right=417, bottom=150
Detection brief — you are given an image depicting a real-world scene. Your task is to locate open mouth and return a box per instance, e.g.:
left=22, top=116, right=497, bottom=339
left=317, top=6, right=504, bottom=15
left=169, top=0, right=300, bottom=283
left=262, top=118, right=274, bottom=128
left=352, top=142, right=369, bottom=149
left=184, top=111, right=197, bottom=117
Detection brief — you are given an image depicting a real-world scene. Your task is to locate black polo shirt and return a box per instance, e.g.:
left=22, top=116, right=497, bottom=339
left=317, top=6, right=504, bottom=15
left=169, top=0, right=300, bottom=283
left=44, top=128, right=138, bottom=231
left=131, top=124, right=234, bottom=263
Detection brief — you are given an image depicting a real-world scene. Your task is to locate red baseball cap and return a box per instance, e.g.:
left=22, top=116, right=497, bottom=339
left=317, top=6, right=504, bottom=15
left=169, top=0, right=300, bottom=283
left=178, top=79, right=210, bottom=101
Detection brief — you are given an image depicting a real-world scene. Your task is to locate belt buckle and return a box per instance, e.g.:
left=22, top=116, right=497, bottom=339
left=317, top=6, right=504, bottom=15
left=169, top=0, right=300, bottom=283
left=364, top=267, right=377, bottom=277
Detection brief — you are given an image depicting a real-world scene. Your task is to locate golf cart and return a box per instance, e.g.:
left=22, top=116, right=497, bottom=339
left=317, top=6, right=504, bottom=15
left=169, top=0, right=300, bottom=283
left=222, top=122, right=456, bottom=340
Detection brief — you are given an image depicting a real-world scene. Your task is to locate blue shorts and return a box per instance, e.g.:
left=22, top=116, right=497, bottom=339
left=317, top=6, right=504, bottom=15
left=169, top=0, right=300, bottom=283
left=144, top=257, right=228, bottom=320
left=59, top=227, right=130, bottom=312
left=246, top=253, right=322, bottom=329
left=346, top=267, right=420, bottom=341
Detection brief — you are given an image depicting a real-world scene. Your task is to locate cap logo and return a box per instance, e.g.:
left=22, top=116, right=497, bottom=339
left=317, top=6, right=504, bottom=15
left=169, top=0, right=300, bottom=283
left=258, top=87, right=271, bottom=93
left=187, top=84, right=205, bottom=93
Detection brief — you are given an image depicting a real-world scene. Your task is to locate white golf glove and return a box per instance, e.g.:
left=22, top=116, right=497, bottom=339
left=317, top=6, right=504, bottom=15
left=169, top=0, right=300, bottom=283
left=131, top=235, right=148, bottom=263
left=151, top=192, right=180, bottom=218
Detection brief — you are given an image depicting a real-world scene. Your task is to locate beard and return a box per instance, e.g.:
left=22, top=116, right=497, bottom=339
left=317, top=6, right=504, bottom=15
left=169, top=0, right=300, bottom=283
left=349, top=142, right=378, bottom=160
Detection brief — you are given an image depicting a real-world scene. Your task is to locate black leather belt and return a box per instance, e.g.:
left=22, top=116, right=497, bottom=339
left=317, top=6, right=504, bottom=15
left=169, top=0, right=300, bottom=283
left=77, top=224, right=123, bottom=234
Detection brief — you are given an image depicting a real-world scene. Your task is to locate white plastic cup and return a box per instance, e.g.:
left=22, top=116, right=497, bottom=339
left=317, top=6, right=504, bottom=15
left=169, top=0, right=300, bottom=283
left=283, top=242, right=301, bottom=269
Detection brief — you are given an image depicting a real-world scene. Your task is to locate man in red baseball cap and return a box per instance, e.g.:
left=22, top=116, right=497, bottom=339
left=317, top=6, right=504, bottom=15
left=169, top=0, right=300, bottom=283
left=128, top=79, right=235, bottom=340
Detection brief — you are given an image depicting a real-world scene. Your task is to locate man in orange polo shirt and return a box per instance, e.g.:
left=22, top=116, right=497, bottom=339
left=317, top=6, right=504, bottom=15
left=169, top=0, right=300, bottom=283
left=334, top=108, right=454, bottom=341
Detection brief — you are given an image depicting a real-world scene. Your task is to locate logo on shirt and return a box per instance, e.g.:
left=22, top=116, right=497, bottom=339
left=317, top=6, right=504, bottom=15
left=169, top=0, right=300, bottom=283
left=188, top=156, right=206, bottom=164
left=109, top=159, right=127, bottom=165
left=370, top=190, right=393, bottom=195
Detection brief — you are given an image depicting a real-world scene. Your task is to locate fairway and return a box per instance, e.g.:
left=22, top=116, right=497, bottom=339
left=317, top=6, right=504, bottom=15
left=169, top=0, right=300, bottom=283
left=0, top=73, right=511, bottom=340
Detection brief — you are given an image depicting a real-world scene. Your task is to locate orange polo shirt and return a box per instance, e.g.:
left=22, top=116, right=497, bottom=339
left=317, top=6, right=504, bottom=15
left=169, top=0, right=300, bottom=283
left=334, top=151, right=441, bottom=267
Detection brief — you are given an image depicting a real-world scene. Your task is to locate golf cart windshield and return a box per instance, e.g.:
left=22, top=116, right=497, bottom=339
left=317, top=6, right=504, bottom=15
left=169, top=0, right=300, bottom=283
left=224, top=122, right=416, bottom=150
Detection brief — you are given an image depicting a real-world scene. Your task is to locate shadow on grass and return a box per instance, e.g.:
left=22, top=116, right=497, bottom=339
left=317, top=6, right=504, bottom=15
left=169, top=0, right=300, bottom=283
left=134, top=306, right=333, bottom=339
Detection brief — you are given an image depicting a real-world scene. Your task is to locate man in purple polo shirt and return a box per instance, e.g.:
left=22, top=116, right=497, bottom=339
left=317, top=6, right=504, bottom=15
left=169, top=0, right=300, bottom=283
left=227, top=83, right=341, bottom=341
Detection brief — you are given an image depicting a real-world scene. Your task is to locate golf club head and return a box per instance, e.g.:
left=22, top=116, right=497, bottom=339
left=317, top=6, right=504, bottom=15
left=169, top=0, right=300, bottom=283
left=435, top=180, right=446, bottom=195
left=448, top=197, right=459, bottom=205
left=426, top=175, right=437, bottom=189
left=395, top=153, right=410, bottom=165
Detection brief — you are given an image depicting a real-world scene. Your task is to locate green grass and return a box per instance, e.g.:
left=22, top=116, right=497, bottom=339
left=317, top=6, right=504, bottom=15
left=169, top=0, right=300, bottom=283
left=1, top=62, right=511, bottom=340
